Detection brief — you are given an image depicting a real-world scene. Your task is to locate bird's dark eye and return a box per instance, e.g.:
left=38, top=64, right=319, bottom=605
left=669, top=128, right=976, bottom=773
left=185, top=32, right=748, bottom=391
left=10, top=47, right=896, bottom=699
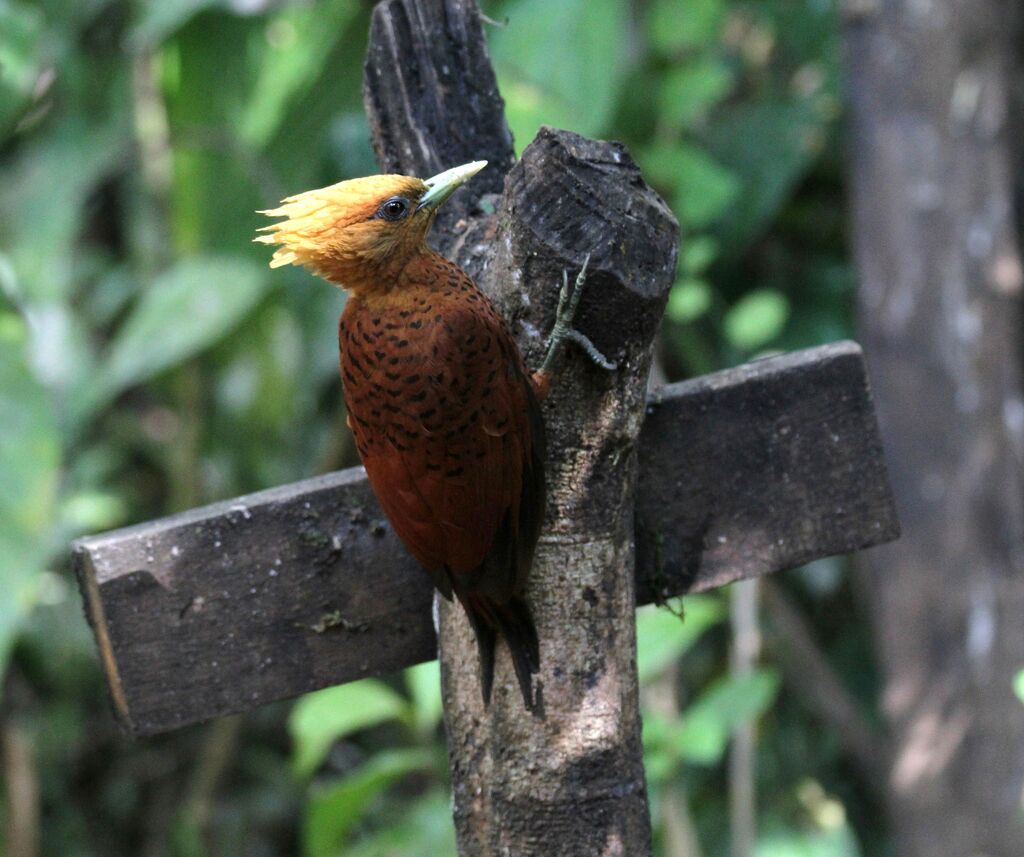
left=377, top=196, right=409, bottom=221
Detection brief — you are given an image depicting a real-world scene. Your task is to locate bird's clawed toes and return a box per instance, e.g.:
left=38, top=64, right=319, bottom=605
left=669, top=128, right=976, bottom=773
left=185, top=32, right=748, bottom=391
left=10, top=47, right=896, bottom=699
left=541, top=253, right=617, bottom=373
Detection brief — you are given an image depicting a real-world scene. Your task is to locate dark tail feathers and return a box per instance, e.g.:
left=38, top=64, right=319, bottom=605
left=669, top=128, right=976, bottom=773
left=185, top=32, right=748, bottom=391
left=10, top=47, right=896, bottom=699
left=464, top=595, right=540, bottom=712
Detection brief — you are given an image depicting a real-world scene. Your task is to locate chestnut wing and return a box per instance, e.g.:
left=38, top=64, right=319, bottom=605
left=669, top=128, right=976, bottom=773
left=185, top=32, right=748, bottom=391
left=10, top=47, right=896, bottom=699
left=342, top=298, right=544, bottom=597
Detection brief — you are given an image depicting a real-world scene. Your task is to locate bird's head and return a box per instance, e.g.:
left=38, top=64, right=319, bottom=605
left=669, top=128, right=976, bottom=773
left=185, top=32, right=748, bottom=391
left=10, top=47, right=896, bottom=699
left=255, top=161, right=487, bottom=294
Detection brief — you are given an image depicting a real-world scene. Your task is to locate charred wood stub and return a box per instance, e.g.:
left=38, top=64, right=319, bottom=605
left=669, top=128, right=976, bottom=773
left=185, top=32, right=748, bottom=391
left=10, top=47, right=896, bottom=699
left=487, top=127, right=678, bottom=378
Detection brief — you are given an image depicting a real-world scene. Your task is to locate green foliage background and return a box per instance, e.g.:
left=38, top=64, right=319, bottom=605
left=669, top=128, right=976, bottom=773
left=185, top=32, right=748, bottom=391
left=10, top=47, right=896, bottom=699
left=0, top=1, right=874, bottom=855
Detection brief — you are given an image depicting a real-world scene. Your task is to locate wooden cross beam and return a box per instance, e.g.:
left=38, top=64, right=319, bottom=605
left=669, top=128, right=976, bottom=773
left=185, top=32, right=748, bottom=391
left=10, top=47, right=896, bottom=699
left=73, top=341, right=895, bottom=737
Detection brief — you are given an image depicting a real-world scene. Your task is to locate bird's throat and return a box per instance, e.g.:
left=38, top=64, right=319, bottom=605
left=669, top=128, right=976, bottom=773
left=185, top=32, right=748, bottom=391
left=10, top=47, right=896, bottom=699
left=340, top=248, right=448, bottom=306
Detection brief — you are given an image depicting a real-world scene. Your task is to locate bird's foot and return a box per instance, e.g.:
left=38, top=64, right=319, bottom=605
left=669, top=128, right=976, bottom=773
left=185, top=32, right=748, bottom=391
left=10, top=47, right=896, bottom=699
left=539, top=254, right=617, bottom=376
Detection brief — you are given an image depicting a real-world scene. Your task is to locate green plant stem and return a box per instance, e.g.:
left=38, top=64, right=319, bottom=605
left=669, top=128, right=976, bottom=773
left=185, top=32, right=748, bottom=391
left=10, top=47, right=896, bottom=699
left=729, top=579, right=760, bottom=857
left=2, top=719, right=39, bottom=857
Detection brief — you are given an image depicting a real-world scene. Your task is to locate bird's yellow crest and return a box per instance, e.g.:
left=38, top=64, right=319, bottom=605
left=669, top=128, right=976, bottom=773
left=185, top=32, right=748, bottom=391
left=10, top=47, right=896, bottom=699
left=254, top=161, right=487, bottom=294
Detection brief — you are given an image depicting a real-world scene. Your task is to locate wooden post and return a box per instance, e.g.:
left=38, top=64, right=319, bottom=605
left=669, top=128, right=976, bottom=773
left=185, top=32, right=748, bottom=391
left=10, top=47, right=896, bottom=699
left=365, top=5, right=673, bottom=848
left=434, top=131, right=673, bottom=857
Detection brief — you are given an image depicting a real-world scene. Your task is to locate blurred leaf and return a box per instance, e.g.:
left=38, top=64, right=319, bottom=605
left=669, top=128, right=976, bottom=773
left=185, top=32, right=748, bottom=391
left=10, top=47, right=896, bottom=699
left=751, top=0, right=841, bottom=81
left=642, top=712, right=684, bottom=784
left=328, top=111, right=378, bottom=180
left=164, top=12, right=266, bottom=253
left=776, top=260, right=855, bottom=352
left=90, top=255, right=269, bottom=417
left=303, top=748, right=436, bottom=857
left=1014, top=670, right=1024, bottom=705
left=679, top=235, right=719, bottom=275
left=703, top=102, right=831, bottom=254
left=636, top=596, right=724, bottom=684
left=262, top=4, right=372, bottom=191
left=213, top=303, right=303, bottom=423
left=490, top=0, right=628, bottom=149
left=59, top=491, right=127, bottom=535
left=132, top=0, right=236, bottom=50
left=676, top=668, right=780, bottom=764
left=17, top=594, right=98, bottom=698
left=658, top=59, right=734, bottom=129
left=405, top=660, right=443, bottom=738
left=0, top=117, right=127, bottom=303
left=0, top=1, right=45, bottom=137
left=723, top=288, right=790, bottom=351
left=289, top=679, right=409, bottom=778
left=24, top=300, right=97, bottom=401
left=666, top=278, right=713, bottom=324
left=341, top=789, right=457, bottom=857
left=239, top=0, right=359, bottom=148
left=756, top=821, right=861, bottom=857
left=641, top=141, right=740, bottom=228
left=84, top=265, right=137, bottom=327
left=647, top=0, right=724, bottom=55
left=0, top=314, right=60, bottom=670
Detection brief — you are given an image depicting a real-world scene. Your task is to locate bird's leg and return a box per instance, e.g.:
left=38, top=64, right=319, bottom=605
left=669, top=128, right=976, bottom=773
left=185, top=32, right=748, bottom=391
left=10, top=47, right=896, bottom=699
left=531, top=254, right=617, bottom=401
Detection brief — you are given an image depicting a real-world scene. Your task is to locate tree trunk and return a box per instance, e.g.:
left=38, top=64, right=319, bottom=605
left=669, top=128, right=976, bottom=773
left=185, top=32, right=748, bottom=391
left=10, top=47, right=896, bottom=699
left=363, top=2, right=677, bottom=854
left=844, top=1, right=1024, bottom=853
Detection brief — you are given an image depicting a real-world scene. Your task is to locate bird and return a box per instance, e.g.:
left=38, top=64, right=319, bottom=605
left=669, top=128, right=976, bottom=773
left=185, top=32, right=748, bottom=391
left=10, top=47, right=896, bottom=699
left=255, top=161, right=612, bottom=712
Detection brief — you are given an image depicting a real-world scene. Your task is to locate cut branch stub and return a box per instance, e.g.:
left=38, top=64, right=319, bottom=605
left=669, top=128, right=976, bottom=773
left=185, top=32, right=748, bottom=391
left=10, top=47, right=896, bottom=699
left=487, top=126, right=679, bottom=375
left=72, top=342, right=898, bottom=738
left=363, top=0, right=513, bottom=180
left=434, top=126, right=677, bottom=857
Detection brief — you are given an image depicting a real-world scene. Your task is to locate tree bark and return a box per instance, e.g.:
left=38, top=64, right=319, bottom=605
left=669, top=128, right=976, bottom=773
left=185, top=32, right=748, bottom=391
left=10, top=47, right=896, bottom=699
left=844, top=1, right=1024, bottom=852
left=364, top=2, right=676, bottom=854
left=440, top=128, right=675, bottom=857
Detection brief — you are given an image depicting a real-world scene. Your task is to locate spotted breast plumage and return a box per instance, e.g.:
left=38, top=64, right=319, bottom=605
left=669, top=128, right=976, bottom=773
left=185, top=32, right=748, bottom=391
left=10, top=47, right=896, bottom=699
left=339, top=257, right=545, bottom=706
left=256, top=161, right=547, bottom=709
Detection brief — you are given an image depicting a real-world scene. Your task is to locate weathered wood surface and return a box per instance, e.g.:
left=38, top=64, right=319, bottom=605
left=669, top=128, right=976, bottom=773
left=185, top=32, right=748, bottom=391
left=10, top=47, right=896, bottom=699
left=636, top=341, right=897, bottom=603
left=363, top=0, right=514, bottom=255
left=73, top=341, right=897, bottom=738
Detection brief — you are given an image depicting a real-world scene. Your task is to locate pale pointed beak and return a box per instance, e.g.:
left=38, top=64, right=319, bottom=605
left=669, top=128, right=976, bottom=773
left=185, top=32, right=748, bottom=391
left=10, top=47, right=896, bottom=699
left=417, top=160, right=488, bottom=211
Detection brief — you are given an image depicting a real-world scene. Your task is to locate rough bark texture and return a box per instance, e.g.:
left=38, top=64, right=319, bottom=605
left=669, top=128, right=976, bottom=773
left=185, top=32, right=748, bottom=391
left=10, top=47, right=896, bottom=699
left=435, top=129, right=674, bottom=857
left=845, top=1, right=1024, bottom=852
left=73, top=343, right=897, bottom=737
